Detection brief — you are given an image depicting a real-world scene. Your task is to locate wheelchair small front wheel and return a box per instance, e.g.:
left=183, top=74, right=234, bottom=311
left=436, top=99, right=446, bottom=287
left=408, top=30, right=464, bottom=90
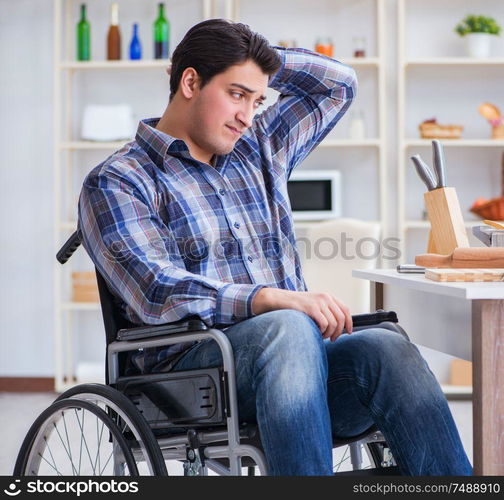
left=14, top=398, right=139, bottom=476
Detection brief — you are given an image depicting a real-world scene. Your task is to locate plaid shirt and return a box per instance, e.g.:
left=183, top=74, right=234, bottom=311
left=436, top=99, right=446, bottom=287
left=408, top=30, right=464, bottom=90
left=78, top=47, right=357, bottom=371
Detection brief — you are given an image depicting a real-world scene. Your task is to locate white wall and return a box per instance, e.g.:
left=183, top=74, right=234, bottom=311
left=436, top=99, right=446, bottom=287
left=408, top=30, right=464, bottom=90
left=0, top=0, right=54, bottom=376
left=2, top=0, right=502, bottom=379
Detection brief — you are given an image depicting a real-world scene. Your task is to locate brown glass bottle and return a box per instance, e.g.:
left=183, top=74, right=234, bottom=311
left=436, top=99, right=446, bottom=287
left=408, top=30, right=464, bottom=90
left=107, top=2, right=121, bottom=60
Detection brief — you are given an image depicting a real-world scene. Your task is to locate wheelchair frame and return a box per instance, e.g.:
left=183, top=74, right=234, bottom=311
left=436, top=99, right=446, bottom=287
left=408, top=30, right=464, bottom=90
left=14, top=229, right=404, bottom=476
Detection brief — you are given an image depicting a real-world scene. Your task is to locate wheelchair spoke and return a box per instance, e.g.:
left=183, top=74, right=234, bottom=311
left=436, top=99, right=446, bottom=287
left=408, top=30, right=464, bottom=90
left=73, top=407, right=98, bottom=475
left=98, top=451, right=115, bottom=476
left=92, top=417, right=106, bottom=473
left=333, top=446, right=351, bottom=472
left=42, top=436, right=60, bottom=476
left=78, top=409, right=84, bottom=475
left=38, top=451, right=64, bottom=476
left=61, top=411, right=74, bottom=470
left=53, top=419, right=79, bottom=475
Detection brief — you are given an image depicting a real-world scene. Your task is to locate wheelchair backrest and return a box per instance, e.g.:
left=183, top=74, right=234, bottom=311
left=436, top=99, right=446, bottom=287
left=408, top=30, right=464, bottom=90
left=57, top=230, right=137, bottom=381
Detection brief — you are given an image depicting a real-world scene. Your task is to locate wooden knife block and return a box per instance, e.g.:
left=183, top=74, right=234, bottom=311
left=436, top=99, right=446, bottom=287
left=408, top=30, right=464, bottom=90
left=424, top=187, right=469, bottom=254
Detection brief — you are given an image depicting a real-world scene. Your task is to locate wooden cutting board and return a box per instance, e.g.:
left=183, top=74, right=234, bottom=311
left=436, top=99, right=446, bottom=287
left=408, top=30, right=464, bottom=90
left=425, top=268, right=504, bottom=282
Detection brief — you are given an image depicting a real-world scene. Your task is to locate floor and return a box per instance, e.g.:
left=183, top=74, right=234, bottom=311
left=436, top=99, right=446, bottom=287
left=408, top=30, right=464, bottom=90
left=0, top=392, right=473, bottom=475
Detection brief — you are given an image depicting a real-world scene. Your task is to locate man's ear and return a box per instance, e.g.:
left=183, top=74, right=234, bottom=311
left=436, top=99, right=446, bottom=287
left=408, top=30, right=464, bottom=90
left=179, top=67, right=200, bottom=99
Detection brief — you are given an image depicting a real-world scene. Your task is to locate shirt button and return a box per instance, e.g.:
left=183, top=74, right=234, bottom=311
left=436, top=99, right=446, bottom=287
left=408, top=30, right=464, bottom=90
left=234, top=222, right=241, bottom=229
left=219, top=188, right=226, bottom=196
left=247, top=256, right=253, bottom=262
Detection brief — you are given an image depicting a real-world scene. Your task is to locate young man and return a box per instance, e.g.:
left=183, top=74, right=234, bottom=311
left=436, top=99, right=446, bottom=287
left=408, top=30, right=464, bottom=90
left=79, top=19, right=472, bottom=476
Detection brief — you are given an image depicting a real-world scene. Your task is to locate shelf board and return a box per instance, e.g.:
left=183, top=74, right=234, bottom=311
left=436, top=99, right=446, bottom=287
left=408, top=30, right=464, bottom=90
left=60, top=141, right=132, bottom=150
left=404, top=220, right=491, bottom=229
left=405, top=58, right=504, bottom=66
left=61, top=302, right=100, bottom=311
left=320, top=138, right=381, bottom=147
left=62, top=139, right=382, bottom=150
left=339, top=57, right=381, bottom=67
left=441, top=384, right=472, bottom=396
left=405, top=139, right=504, bottom=148
left=59, top=59, right=171, bottom=70
left=294, top=219, right=381, bottom=229
left=60, top=58, right=380, bottom=70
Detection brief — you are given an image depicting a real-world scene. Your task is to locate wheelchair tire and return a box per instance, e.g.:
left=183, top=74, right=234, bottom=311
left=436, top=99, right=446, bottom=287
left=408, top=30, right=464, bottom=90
left=14, top=398, right=139, bottom=476
left=53, top=383, right=168, bottom=476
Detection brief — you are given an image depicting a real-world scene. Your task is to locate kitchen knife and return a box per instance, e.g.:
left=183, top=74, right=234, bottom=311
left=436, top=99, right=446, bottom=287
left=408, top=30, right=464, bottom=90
left=411, top=154, right=437, bottom=191
left=432, top=140, right=447, bottom=188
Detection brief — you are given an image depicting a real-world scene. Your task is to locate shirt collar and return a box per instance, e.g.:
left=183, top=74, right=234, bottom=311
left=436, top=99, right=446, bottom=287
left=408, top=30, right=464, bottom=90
left=135, top=117, right=232, bottom=173
left=135, top=118, right=192, bottom=170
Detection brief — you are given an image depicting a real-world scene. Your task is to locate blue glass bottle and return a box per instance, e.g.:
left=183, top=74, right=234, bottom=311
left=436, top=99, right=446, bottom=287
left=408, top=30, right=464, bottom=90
left=129, top=23, right=142, bottom=60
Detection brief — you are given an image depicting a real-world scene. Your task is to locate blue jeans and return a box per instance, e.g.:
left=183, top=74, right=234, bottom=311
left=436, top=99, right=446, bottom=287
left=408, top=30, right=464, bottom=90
left=170, top=309, right=473, bottom=476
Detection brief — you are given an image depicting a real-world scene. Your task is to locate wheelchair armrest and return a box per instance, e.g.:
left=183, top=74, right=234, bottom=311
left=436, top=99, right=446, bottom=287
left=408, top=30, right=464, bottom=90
left=116, top=311, right=402, bottom=341
left=351, top=310, right=398, bottom=328
left=116, top=318, right=208, bottom=341
left=108, top=327, right=236, bottom=392
left=341, top=310, right=409, bottom=341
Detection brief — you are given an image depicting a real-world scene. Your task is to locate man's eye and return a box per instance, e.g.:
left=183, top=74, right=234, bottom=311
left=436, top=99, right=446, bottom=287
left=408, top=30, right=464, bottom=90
left=231, top=92, right=243, bottom=99
left=254, top=101, right=264, bottom=109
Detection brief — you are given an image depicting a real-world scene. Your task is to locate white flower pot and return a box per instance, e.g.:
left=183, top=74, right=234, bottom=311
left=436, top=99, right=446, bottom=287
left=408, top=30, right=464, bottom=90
left=466, top=33, right=492, bottom=58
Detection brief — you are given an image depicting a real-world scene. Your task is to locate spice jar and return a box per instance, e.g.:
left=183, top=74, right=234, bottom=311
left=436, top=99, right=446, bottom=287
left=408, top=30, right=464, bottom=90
left=315, top=37, right=334, bottom=58
left=278, top=39, right=297, bottom=48
left=353, top=36, right=366, bottom=58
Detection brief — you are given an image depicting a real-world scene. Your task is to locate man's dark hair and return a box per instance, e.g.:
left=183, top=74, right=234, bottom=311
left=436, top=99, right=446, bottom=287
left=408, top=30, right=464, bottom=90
left=169, top=19, right=281, bottom=100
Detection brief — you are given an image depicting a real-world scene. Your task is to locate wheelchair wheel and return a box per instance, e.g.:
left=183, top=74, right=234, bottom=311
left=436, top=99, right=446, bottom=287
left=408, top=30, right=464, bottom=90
left=333, top=437, right=397, bottom=473
left=53, top=383, right=167, bottom=475
left=14, top=399, right=139, bottom=475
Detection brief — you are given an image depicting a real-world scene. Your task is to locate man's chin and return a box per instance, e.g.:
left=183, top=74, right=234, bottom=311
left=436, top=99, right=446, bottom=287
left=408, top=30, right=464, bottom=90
left=213, top=142, right=236, bottom=156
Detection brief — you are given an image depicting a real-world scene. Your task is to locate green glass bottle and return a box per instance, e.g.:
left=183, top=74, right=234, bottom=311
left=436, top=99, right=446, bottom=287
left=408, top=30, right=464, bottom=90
left=76, top=4, right=91, bottom=61
left=153, top=3, right=169, bottom=59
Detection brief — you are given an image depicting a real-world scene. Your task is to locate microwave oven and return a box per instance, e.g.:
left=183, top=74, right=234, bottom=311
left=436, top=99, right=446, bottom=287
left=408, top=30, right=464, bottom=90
left=287, top=170, right=342, bottom=221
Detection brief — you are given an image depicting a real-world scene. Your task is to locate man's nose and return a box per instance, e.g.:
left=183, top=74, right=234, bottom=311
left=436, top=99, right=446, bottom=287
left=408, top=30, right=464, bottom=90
left=236, top=104, right=254, bottom=129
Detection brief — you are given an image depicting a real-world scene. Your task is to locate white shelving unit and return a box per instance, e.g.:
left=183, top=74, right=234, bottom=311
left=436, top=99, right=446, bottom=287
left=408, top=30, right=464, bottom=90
left=51, top=0, right=409, bottom=391
left=53, top=0, right=214, bottom=392
left=227, top=0, right=389, bottom=243
left=397, top=0, right=504, bottom=263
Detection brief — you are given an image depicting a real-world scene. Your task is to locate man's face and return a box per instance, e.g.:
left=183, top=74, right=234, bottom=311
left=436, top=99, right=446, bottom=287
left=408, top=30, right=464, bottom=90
left=187, top=60, right=269, bottom=160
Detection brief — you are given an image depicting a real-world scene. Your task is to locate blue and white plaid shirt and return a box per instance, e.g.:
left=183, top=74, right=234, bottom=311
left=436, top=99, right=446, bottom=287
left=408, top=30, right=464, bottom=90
left=79, top=47, right=357, bottom=371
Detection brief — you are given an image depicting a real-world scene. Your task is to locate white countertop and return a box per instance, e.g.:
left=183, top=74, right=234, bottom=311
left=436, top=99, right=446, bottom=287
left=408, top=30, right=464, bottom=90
left=352, top=269, right=504, bottom=300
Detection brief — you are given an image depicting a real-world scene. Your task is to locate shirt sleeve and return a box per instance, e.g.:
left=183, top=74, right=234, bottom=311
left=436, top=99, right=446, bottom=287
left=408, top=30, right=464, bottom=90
left=78, top=164, right=265, bottom=327
left=251, top=47, right=358, bottom=178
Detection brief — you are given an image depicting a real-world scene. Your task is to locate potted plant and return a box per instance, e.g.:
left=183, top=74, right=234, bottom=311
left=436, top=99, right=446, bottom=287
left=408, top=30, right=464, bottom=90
left=455, top=15, right=502, bottom=57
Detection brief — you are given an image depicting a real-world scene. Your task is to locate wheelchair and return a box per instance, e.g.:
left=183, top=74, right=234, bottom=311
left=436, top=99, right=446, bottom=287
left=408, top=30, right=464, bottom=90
left=14, top=230, right=407, bottom=476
